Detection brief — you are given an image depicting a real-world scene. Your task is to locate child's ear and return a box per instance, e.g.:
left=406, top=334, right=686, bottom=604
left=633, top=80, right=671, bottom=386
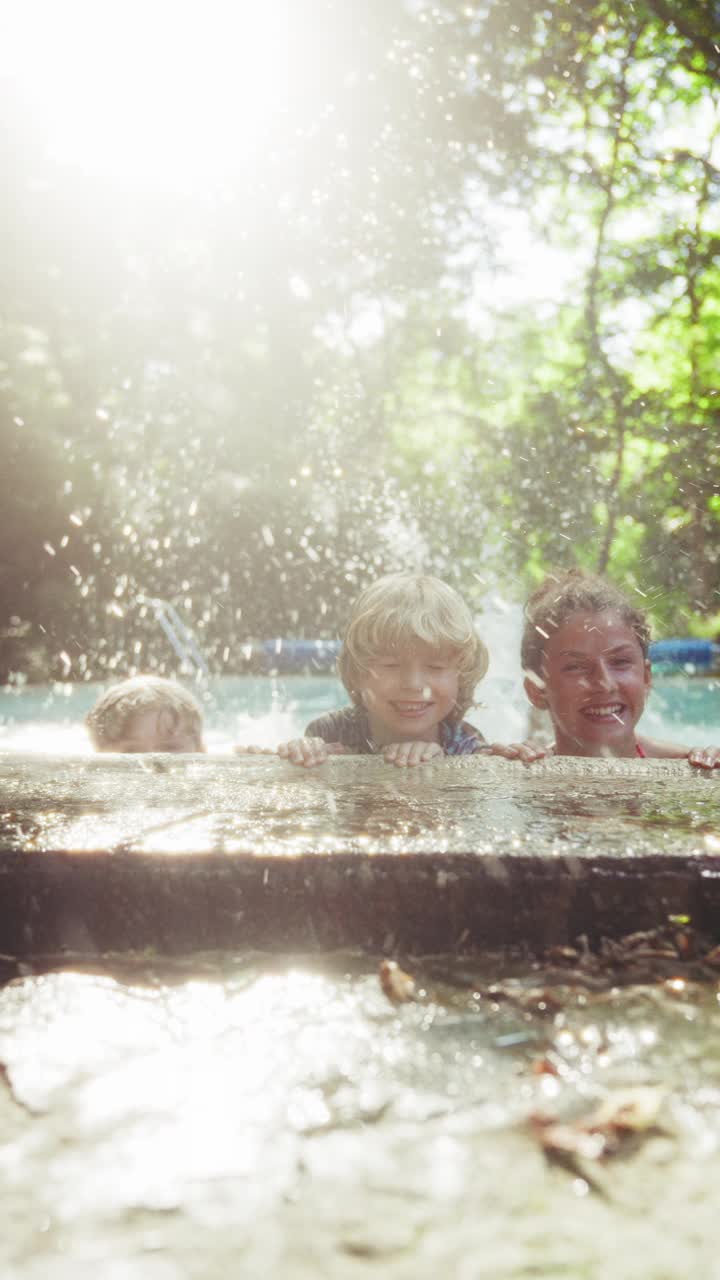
left=523, top=673, right=547, bottom=709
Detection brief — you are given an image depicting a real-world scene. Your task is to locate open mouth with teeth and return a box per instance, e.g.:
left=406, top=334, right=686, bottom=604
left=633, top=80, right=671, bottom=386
left=581, top=703, right=626, bottom=722
left=390, top=701, right=433, bottom=716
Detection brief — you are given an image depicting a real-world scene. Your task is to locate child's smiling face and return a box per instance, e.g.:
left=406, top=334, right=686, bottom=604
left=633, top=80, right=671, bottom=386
left=525, top=609, right=651, bottom=757
left=359, top=639, right=460, bottom=747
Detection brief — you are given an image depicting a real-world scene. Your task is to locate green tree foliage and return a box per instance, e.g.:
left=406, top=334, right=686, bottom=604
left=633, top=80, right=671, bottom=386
left=1, top=0, right=718, bottom=679
left=386, top=0, right=720, bottom=631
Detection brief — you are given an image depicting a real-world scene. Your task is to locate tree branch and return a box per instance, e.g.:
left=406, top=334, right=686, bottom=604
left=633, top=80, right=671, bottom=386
left=643, top=0, right=720, bottom=81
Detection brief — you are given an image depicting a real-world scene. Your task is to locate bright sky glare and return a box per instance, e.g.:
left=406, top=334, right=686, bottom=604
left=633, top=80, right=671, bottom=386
left=0, top=0, right=296, bottom=185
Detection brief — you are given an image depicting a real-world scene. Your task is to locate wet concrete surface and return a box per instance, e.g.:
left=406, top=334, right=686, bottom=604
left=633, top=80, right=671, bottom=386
left=1, top=754, right=719, bottom=957
left=2, top=951, right=720, bottom=1280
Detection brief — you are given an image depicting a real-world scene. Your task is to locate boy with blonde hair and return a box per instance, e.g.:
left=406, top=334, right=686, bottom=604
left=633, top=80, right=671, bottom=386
left=86, top=675, right=205, bottom=753
left=277, top=573, right=490, bottom=767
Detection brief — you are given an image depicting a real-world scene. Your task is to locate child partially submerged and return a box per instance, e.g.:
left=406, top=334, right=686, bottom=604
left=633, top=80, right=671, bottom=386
left=275, top=573, right=490, bottom=767
left=86, top=675, right=205, bottom=753
left=494, top=571, right=719, bottom=768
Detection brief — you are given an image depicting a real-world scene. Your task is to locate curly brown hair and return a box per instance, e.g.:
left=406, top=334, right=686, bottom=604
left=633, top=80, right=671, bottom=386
left=521, top=570, right=651, bottom=678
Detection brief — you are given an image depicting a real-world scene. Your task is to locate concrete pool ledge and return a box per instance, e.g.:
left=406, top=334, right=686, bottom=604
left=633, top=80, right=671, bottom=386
left=0, top=752, right=719, bottom=957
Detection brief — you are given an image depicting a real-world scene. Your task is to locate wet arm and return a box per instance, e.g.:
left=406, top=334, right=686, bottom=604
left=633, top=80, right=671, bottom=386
left=638, top=737, right=720, bottom=768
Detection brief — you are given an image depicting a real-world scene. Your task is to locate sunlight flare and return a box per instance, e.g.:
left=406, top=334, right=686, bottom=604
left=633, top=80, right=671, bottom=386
left=2, top=0, right=298, bottom=184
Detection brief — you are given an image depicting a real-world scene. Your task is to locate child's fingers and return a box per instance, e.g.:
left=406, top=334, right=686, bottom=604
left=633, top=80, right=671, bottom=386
left=485, top=741, right=547, bottom=762
left=688, top=747, right=720, bottom=770
left=383, top=741, right=442, bottom=767
left=278, top=737, right=328, bottom=767
left=295, top=738, right=329, bottom=767
left=277, top=737, right=311, bottom=759
left=515, top=742, right=549, bottom=763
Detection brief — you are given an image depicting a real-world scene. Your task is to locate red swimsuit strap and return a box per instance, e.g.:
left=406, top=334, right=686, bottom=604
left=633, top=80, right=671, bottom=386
left=635, top=741, right=646, bottom=758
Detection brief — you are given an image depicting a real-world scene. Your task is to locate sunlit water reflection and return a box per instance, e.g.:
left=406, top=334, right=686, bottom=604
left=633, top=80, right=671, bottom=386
left=1, top=755, right=719, bottom=859
left=1, top=953, right=720, bottom=1278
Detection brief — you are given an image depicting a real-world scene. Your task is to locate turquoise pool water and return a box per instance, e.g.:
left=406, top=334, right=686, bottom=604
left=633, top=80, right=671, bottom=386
left=0, top=675, right=343, bottom=754
left=0, top=673, right=718, bottom=754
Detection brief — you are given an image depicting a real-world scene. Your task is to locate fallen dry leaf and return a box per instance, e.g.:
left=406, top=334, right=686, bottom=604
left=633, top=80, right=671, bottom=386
left=379, top=959, right=417, bottom=1004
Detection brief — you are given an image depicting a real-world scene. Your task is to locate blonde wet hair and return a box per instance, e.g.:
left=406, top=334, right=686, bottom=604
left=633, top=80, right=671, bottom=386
left=86, top=675, right=204, bottom=751
left=338, top=573, right=489, bottom=724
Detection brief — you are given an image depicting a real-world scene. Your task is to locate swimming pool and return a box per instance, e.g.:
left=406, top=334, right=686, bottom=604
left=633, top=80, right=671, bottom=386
left=1, top=673, right=718, bottom=754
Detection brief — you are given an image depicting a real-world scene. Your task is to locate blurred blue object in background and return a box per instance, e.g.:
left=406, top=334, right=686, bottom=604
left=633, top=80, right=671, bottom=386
left=261, top=639, right=341, bottom=673
left=649, top=639, right=720, bottom=670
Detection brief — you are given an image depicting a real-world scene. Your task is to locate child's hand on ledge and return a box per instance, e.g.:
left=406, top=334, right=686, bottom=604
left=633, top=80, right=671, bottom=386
left=484, top=741, right=551, bottom=764
left=277, top=738, right=349, bottom=767
left=687, top=747, right=720, bottom=770
left=277, top=737, right=328, bottom=767
left=381, top=741, right=443, bottom=768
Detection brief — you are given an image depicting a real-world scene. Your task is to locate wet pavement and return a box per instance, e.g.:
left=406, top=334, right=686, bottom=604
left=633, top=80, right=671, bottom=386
left=0, top=754, right=719, bottom=956
left=1, top=950, right=720, bottom=1279
left=1, top=752, right=719, bottom=859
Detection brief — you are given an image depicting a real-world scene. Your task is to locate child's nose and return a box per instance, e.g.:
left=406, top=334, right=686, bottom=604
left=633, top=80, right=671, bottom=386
left=400, top=666, right=424, bottom=690
left=591, top=660, right=615, bottom=690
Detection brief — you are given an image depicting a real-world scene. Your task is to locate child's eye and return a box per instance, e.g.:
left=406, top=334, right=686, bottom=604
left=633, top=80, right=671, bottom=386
left=612, top=657, right=632, bottom=667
